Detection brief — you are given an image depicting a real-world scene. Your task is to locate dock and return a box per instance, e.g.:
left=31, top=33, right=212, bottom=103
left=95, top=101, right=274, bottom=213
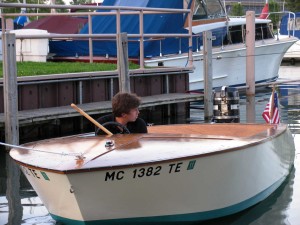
left=0, top=93, right=203, bottom=128
left=0, top=65, right=204, bottom=140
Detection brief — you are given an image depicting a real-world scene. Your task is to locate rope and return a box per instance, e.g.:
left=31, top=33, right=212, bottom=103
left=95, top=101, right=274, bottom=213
left=0, top=141, right=83, bottom=158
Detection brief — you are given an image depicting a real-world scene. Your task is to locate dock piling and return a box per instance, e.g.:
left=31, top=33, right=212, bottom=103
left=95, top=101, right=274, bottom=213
left=3, top=32, right=23, bottom=225
left=246, top=11, right=256, bottom=123
left=203, top=31, right=213, bottom=121
left=117, top=33, right=130, bottom=93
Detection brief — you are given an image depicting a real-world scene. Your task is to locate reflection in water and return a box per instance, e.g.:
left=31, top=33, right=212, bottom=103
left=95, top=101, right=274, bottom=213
left=0, top=194, right=54, bottom=224
left=246, top=95, right=255, bottom=123
left=5, top=153, right=22, bottom=225
left=279, top=83, right=300, bottom=134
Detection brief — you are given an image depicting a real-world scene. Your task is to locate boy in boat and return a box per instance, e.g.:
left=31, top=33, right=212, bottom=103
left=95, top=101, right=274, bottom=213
left=95, top=92, right=148, bottom=135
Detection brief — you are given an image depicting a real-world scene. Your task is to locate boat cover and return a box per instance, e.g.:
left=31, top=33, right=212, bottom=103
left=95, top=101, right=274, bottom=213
left=280, top=12, right=300, bottom=38
left=49, top=0, right=194, bottom=58
left=48, top=0, right=227, bottom=58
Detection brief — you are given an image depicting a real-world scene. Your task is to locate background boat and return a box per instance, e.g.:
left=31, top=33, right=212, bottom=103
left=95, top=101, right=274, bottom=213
left=280, top=12, right=300, bottom=65
left=19, top=0, right=297, bottom=91
left=145, top=16, right=297, bottom=90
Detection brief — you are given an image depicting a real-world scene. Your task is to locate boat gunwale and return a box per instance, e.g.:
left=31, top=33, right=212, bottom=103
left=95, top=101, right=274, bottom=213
left=10, top=124, right=288, bottom=174
left=145, top=37, right=299, bottom=63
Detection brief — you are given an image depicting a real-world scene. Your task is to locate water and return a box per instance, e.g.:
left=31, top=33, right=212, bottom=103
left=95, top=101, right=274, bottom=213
left=0, top=64, right=300, bottom=225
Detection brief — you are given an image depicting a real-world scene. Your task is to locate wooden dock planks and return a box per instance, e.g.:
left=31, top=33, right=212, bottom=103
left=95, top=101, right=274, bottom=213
left=0, top=93, right=203, bottom=127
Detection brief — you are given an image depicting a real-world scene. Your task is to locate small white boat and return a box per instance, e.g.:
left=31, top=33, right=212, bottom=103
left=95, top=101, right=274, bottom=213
left=9, top=123, right=295, bottom=224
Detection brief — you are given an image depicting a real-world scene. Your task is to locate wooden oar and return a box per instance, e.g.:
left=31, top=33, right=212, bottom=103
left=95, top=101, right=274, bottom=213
left=71, top=103, right=113, bottom=136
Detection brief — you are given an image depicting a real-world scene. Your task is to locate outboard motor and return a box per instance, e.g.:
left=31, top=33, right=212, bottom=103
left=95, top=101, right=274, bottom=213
left=213, top=86, right=240, bottom=123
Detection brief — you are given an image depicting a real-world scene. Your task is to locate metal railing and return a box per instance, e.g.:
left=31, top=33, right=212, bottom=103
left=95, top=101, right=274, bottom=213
left=259, top=11, right=296, bottom=37
left=0, top=3, right=193, bottom=69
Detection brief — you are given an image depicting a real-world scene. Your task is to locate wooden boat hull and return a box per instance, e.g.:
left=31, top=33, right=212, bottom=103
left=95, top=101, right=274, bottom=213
left=10, top=124, right=295, bottom=224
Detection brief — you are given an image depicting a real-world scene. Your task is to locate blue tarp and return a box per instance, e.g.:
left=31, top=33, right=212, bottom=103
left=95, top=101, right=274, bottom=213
left=14, top=9, right=29, bottom=28
left=280, top=12, right=300, bottom=38
left=49, top=0, right=225, bottom=58
left=14, top=16, right=29, bottom=26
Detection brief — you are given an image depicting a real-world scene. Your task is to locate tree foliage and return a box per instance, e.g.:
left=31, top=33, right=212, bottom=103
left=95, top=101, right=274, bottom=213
left=2, top=0, right=49, bottom=14
left=69, top=0, right=93, bottom=12
left=70, top=0, right=92, bottom=5
left=230, top=3, right=244, bottom=17
left=285, top=0, right=300, bottom=12
left=1, top=0, right=67, bottom=16
left=268, top=0, right=280, bottom=28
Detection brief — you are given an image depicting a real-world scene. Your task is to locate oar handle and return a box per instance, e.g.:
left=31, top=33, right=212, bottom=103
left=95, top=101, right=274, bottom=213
left=71, top=103, right=113, bottom=136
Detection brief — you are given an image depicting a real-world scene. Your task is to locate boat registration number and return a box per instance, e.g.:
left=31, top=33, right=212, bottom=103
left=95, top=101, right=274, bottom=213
left=20, top=165, right=50, bottom=181
left=105, top=160, right=196, bottom=181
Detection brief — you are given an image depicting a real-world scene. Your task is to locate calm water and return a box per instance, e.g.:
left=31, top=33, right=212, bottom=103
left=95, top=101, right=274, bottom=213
left=0, top=64, right=300, bottom=225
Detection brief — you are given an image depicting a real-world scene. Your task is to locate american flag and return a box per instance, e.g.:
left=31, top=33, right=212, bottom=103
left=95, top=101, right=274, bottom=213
left=262, top=91, right=280, bottom=124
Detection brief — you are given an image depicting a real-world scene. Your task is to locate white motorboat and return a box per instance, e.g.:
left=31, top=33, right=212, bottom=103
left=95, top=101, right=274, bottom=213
left=9, top=123, right=295, bottom=224
left=145, top=15, right=298, bottom=90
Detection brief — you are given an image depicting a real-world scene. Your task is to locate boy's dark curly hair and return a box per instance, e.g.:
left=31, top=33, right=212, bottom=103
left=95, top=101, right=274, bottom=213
left=112, top=92, right=141, bottom=117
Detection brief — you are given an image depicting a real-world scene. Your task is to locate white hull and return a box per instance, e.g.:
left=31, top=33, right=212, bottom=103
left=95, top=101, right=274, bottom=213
left=145, top=37, right=297, bottom=91
left=11, top=124, right=295, bottom=224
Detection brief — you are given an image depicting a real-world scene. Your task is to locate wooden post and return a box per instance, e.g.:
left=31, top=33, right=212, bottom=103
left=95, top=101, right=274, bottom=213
left=203, top=31, right=213, bottom=121
left=187, top=11, right=193, bottom=67
left=3, top=33, right=19, bottom=148
left=246, top=11, right=255, bottom=96
left=117, top=32, right=130, bottom=93
left=139, top=10, right=145, bottom=69
left=246, top=11, right=256, bottom=123
left=246, top=95, right=256, bottom=123
left=88, top=14, right=94, bottom=63
left=3, top=33, right=23, bottom=224
left=50, top=0, right=56, bottom=13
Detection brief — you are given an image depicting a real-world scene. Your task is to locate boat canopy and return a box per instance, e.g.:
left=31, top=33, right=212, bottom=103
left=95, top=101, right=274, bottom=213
left=280, top=12, right=300, bottom=38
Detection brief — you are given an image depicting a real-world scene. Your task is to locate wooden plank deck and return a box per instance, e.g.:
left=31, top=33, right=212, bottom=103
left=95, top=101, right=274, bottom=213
left=0, top=93, right=203, bottom=128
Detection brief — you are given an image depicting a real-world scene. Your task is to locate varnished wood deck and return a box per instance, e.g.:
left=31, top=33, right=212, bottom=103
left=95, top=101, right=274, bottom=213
left=0, top=93, right=203, bottom=127
left=10, top=123, right=286, bottom=172
left=148, top=123, right=277, bottom=138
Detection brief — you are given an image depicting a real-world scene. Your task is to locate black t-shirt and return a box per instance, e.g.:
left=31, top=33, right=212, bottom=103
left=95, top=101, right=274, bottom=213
left=95, top=114, right=148, bottom=135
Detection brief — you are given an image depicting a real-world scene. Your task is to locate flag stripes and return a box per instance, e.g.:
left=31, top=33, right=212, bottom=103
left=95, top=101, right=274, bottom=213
left=262, top=91, right=280, bottom=124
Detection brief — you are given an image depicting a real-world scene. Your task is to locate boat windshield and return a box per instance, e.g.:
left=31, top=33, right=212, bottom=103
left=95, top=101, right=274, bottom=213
left=225, top=23, right=274, bottom=45
left=185, top=0, right=226, bottom=20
